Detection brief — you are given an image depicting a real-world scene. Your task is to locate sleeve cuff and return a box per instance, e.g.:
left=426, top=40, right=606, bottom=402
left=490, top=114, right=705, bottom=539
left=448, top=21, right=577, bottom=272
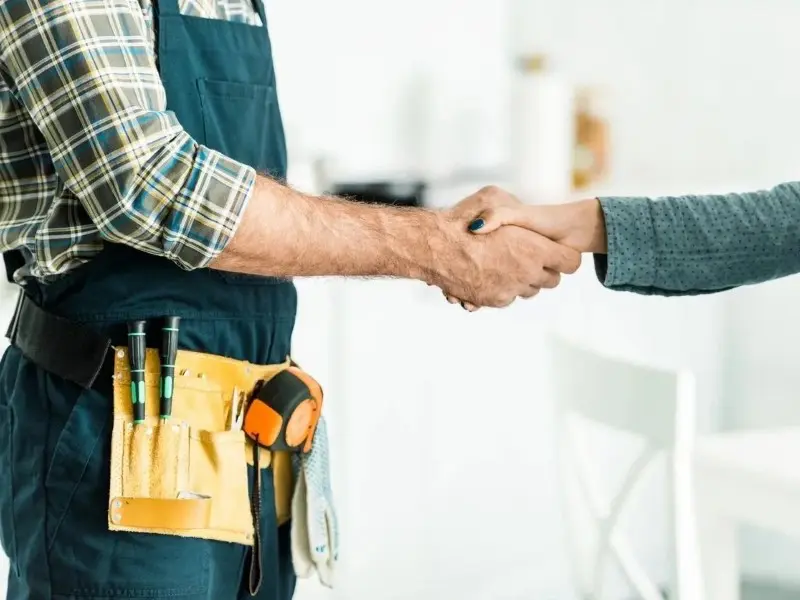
left=593, top=196, right=658, bottom=289
left=198, top=159, right=257, bottom=268
left=165, top=146, right=257, bottom=271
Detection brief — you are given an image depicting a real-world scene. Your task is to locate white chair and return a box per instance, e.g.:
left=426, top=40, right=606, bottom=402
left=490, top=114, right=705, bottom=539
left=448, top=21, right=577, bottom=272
left=548, top=334, right=700, bottom=600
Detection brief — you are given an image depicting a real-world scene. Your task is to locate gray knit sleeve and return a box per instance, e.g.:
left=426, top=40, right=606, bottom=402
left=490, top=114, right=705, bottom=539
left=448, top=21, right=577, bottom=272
left=593, top=182, right=800, bottom=296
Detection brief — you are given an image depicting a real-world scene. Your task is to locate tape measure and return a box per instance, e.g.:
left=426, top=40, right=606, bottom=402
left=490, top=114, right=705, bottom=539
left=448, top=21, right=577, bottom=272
left=243, top=366, right=323, bottom=453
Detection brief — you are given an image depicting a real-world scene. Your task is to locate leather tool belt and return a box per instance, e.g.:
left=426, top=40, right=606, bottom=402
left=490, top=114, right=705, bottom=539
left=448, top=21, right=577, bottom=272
left=5, top=293, right=296, bottom=545
left=109, top=347, right=294, bottom=544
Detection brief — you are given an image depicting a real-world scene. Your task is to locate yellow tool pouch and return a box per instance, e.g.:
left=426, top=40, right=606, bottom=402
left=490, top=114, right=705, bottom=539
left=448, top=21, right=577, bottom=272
left=107, top=347, right=295, bottom=545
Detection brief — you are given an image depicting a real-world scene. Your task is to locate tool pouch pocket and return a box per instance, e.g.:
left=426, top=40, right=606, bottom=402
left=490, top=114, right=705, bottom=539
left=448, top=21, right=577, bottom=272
left=188, top=429, right=252, bottom=536
left=108, top=349, right=256, bottom=546
left=121, top=419, right=190, bottom=499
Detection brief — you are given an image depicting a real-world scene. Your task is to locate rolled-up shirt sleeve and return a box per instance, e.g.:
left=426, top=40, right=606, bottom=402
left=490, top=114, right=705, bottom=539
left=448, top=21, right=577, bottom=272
left=0, top=0, right=254, bottom=270
left=594, top=182, right=800, bottom=296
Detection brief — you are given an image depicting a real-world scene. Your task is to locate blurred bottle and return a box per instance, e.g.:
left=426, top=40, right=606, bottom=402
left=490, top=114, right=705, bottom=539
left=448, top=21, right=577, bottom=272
left=572, top=87, right=610, bottom=190
left=509, top=53, right=575, bottom=204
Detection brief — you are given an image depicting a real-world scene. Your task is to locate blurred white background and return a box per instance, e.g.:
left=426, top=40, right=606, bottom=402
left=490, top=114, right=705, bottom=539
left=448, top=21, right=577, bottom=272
left=3, top=0, right=800, bottom=598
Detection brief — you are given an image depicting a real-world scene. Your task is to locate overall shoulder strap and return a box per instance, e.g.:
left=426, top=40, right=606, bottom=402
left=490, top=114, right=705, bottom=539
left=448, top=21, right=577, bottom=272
left=153, top=0, right=180, bottom=16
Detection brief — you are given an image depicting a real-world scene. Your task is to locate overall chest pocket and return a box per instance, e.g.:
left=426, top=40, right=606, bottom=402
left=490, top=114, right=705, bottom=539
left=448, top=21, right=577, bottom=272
left=198, top=78, right=287, bottom=177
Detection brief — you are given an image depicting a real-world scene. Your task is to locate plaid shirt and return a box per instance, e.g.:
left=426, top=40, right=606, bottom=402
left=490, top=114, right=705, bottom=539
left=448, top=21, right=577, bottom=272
left=0, top=0, right=263, bottom=282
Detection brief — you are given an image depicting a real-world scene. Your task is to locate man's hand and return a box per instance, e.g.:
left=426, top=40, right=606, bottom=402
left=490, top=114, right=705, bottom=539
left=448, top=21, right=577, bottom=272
left=428, top=186, right=582, bottom=309
left=468, top=198, right=608, bottom=254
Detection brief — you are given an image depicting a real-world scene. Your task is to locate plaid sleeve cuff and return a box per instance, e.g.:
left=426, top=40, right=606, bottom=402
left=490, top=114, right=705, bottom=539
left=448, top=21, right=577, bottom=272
left=162, top=143, right=256, bottom=271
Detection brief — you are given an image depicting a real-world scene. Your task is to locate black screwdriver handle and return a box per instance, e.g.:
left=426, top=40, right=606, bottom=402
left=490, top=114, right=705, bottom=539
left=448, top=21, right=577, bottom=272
left=127, top=320, right=147, bottom=424
left=160, top=316, right=180, bottom=419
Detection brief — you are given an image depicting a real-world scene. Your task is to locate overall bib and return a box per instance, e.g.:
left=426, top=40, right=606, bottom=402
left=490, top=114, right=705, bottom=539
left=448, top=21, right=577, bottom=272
left=0, top=0, right=297, bottom=598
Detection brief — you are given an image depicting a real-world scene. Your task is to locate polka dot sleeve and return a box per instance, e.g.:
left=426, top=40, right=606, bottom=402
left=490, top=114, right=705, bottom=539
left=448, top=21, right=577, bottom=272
left=592, top=182, right=800, bottom=296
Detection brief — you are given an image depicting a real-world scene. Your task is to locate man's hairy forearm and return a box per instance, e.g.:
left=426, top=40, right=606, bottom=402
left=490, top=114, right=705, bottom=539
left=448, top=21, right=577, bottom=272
left=210, top=175, right=444, bottom=280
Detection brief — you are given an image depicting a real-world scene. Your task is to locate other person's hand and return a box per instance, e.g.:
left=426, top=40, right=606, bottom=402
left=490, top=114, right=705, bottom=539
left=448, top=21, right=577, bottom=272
left=468, top=198, right=608, bottom=254
left=426, top=186, right=581, bottom=309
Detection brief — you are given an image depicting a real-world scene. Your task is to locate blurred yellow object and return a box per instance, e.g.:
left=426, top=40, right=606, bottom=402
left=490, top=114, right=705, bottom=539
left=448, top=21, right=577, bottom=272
left=516, top=53, right=547, bottom=73
left=572, top=87, right=609, bottom=190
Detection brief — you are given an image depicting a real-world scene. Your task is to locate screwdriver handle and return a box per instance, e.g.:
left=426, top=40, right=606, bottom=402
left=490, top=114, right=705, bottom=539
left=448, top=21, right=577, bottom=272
left=127, top=320, right=147, bottom=424
left=160, top=316, right=180, bottom=419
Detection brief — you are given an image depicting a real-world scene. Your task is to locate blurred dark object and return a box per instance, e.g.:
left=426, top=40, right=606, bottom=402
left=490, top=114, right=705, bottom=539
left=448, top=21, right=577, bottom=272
left=329, top=180, right=426, bottom=207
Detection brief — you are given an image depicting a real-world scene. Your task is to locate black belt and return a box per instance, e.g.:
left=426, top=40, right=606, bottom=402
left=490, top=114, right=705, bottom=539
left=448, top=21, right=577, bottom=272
left=6, top=292, right=298, bottom=393
left=6, top=292, right=113, bottom=390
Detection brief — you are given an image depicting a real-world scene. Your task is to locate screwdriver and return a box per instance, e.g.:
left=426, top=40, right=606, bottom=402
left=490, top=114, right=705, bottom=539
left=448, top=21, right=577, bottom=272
left=160, top=316, right=180, bottom=420
left=127, top=320, right=147, bottom=424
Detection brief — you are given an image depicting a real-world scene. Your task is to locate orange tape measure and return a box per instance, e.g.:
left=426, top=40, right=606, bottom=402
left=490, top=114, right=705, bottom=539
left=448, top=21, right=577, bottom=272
left=243, top=366, right=323, bottom=453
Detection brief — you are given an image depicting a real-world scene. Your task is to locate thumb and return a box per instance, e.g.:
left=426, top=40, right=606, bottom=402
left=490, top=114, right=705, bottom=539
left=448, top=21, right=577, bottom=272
left=467, top=205, right=537, bottom=235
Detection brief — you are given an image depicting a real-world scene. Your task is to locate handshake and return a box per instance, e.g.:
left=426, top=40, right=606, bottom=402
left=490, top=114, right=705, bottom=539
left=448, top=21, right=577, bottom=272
left=425, top=185, right=607, bottom=311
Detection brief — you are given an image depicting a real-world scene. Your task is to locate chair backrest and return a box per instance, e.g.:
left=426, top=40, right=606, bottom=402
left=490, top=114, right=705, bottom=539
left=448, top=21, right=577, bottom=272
left=548, top=333, right=696, bottom=600
left=549, top=334, right=694, bottom=448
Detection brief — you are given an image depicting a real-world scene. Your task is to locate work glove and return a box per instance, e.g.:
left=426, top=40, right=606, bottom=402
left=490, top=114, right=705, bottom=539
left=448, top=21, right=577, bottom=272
left=291, top=415, right=339, bottom=587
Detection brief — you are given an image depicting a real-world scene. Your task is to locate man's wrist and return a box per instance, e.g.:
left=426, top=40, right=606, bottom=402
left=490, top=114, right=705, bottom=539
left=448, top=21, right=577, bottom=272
left=372, top=205, right=447, bottom=282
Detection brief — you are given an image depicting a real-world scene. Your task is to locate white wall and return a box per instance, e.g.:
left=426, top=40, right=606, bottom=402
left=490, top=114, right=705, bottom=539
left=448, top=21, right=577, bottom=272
left=271, top=0, right=800, bottom=190
left=268, top=0, right=510, bottom=179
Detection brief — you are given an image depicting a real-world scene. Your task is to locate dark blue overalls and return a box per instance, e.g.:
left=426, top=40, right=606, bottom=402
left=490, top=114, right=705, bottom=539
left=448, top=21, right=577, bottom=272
left=0, top=0, right=297, bottom=597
